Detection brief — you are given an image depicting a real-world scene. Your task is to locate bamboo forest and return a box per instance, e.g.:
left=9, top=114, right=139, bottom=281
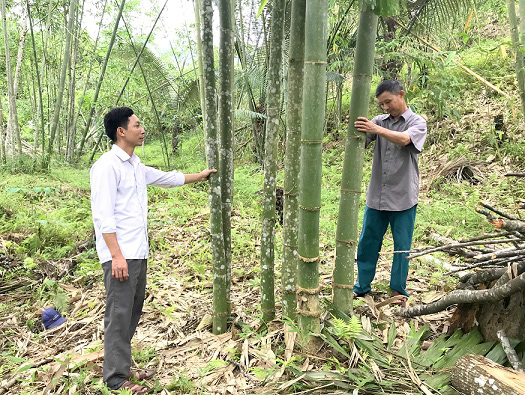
left=2, top=0, right=525, bottom=393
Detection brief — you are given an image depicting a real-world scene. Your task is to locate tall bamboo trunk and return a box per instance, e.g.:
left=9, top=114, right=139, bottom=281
left=260, top=0, right=286, bottom=322
left=282, top=0, right=306, bottom=320
left=45, top=0, right=77, bottom=168
left=12, top=22, right=26, bottom=156
left=519, top=0, right=525, bottom=62
left=80, top=0, right=126, bottom=161
left=508, top=0, right=525, bottom=117
left=202, top=0, right=229, bottom=334
left=218, top=0, right=234, bottom=312
left=66, top=0, right=84, bottom=161
left=0, top=93, right=5, bottom=163
left=297, top=0, right=328, bottom=340
left=194, top=0, right=206, bottom=123
left=27, top=0, right=45, bottom=157
left=70, top=0, right=107, bottom=161
left=1, top=0, right=21, bottom=157
left=332, top=7, right=378, bottom=314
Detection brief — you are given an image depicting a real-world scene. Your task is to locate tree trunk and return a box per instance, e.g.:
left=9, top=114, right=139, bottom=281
left=507, top=0, right=525, bottom=118
left=282, top=0, right=306, bottom=321
left=45, top=0, right=77, bottom=168
left=297, top=0, right=328, bottom=341
left=218, top=0, right=234, bottom=314
left=260, top=0, right=286, bottom=322
left=450, top=354, right=525, bottom=395
left=333, top=6, right=378, bottom=314
left=13, top=21, right=27, bottom=154
left=202, top=0, right=228, bottom=335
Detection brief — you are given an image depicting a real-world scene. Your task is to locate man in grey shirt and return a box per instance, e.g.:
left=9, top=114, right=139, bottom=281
left=353, top=80, right=427, bottom=303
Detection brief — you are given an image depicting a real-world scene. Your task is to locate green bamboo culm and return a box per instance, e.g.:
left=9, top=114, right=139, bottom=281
left=332, top=3, right=378, bottom=314
left=297, top=0, right=328, bottom=341
left=218, top=0, right=234, bottom=313
left=282, top=0, right=306, bottom=321
left=508, top=0, right=525, bottom=117
left=260, top=0, right=287, bottom=322
left=45, top=0, right=77, bottom=168
left=202, top=0, right=229, bottom=334
left=194, top=0, right=206, bottom=125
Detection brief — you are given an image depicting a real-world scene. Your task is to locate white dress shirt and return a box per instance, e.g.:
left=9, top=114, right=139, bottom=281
left=90, top=145, right=185, bottom=263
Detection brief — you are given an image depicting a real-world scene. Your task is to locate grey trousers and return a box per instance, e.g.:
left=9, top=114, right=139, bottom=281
left=102, top=259, right=147, bottom=390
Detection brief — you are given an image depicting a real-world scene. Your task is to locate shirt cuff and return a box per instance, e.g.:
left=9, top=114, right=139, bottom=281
left=98, top=216, right=116, bottom=233
left=171, top=171, right=185, bottom=186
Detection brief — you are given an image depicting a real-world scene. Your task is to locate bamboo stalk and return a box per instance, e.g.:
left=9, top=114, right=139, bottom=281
left=45, top=0, right=77, bottom=167
left=297, top=0, right=329, bottom=341
left=260, top=0, right=286, bottom=322
left=282, top=0, right=306, bottom=321
left=201, top=0, right=228, bottom=334
left=218, top=0, right=234, bottom=316
left=194, top=0, right=206, bottom=124
left=333, top=5, right=378, bottom=315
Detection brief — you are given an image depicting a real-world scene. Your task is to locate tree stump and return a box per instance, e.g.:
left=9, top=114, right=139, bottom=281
left=450, top=354, right=525, bottom=394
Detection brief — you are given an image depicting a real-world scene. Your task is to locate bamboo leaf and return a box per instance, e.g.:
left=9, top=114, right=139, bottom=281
left=256, top=0, right=269, bottom=18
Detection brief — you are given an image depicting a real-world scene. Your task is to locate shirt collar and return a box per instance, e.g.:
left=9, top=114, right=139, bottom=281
left=110, top=144, right=140, bottom=164
left=382, top=107, right=413, bottom=122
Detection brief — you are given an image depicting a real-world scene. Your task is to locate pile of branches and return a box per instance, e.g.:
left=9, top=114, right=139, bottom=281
left=398, top=199, right=525, bottom=318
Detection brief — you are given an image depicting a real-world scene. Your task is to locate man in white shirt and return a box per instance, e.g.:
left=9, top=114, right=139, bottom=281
left=90, top=107, right=215, bottom=393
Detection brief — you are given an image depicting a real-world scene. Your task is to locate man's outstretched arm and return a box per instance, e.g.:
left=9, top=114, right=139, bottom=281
left=184, top=169, right=217, bottom=184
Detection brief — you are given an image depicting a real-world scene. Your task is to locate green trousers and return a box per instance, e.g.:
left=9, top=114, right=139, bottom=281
left=353, top=205, right=417, bottom=297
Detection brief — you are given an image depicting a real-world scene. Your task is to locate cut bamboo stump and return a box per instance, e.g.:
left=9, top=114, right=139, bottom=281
left=450, top=354, right=525, bottom=394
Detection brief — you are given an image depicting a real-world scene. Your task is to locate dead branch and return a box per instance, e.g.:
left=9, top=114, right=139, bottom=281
left=480, top=202, right=518, bottom=221
left=489, top=218, right=525, bottom=234
left=459, top=261, right=525, bottom=289
left=407, top=238, right=521, bottom=260
left=396, top=272, right=525, bottom=318
left=497, top=330, right=525, bottom=372
left=473, top=248, right=525, bottom=261
left=447, top=256, right=524, bottom=275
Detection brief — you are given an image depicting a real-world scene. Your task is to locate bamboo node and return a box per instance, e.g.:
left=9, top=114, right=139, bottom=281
left=295, top=308, right=321, bottom=318
left=299, top=205, right=321, bottom=211
left=303, top=60, right=327, bottom=65
left=336, top=239, right=356, bottom=246
left=340, top=188, right=362, bottom=194
left=333, top=283, right=354, bottom=289
left=301, top=139, right=323, bottom=144
left=213, top=311, right=229, bottom=318
left=296, top=284, right=322, bottom=294
left=297, top=254, right=319, bottom=263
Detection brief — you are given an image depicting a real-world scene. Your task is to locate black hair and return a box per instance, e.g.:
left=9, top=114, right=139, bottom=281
left=103, top=107, right=134, bottom=142
left=375, top=80, right=404, bottom=97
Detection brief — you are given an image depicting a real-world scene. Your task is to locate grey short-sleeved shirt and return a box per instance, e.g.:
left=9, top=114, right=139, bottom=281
left=366, top=107, right=427, bottom=211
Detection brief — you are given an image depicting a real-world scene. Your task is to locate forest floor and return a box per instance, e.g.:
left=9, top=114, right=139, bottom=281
left=0, top=104, right=524, bottom=394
